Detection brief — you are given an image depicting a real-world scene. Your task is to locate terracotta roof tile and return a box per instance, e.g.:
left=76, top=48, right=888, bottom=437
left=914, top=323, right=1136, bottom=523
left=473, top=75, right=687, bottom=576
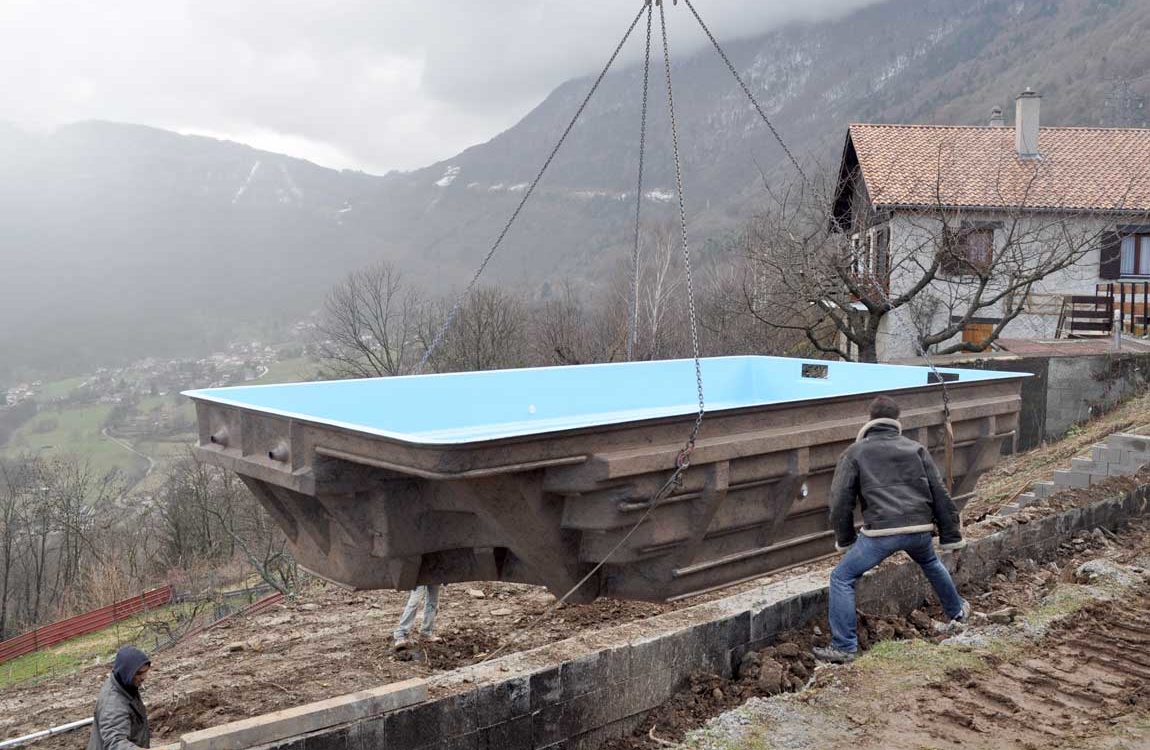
left=848, top=124, right=1150, bottom=212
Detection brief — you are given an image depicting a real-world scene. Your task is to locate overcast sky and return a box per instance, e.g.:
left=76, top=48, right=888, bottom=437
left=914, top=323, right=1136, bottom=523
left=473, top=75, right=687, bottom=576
left=0, top=0, right=879, bottom=175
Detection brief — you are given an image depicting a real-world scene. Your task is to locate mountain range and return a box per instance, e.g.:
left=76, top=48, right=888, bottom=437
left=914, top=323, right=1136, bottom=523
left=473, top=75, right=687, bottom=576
left=2, top=0, right=1148, bottom=376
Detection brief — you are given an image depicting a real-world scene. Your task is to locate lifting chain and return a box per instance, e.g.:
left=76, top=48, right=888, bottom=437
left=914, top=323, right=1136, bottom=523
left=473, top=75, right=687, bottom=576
left=627, top=2, right=653, bottom=362
left=415, top=3, right=648, bottom=374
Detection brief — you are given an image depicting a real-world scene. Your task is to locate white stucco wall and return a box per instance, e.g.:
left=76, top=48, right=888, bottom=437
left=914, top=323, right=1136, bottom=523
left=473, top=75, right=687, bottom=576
left=873, top=211, right=1115, bottom=362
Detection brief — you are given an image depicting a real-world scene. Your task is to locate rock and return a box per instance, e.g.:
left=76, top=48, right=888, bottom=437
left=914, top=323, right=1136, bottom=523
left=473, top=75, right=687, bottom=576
left=909, top=610, right=933, bottom=631
left=987, top=607, right=1016, bottom=624
left=813, top=626, right=823, bottom=636
left=970, top=612, right=989, bottom=627
left=467, top=589, right=486, bottom=599
left=737, top=651, right=762, bottom=680
left=491, top=607, right=514, bottom=616
left=791, top=659, right=811, bottom=681
left=299, top=603, right=320, bottom=612
left=757, top=659, right=786, bottom=695
left=712, top=687, right=724, bottom=700
left=224, top=642, right=245, bottom=653
left=775, top=642, right=801, bottom=659
left=873, top=620, right=896, bottom=642
left=1075, top=559, right=1136, bottom=586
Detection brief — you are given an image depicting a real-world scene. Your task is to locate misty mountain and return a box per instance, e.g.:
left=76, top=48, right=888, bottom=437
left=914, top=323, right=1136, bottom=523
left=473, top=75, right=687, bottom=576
left=2, top=0, right=1147, bottom=377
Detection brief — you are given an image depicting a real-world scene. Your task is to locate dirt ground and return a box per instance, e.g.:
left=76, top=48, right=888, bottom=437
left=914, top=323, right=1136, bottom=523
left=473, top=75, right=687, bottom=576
left=5, top=398, right=1150, bottom=747
left=603, top=517, right=1150, bottom=750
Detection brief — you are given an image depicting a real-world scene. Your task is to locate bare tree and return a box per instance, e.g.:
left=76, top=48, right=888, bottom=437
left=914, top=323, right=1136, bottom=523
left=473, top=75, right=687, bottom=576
left=532, top=280, right=629, bottom=366
left=741, top=163, right=1143, bottom=362
left=316, top=262, right=420, bottom=378
left=419, top=286, right=529, bottom=373
left=160, top=449, right=296, bottom=595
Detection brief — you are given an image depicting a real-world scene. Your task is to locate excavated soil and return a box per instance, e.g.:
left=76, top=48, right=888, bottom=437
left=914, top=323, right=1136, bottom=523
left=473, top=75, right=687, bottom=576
left=912, top=592, right=1150, bottom=746
left=603, top=518, right=1150, bottom=750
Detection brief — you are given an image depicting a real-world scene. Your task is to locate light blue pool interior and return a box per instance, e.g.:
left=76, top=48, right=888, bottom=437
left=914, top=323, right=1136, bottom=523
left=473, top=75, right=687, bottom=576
left=182, top=356, right=1026, bottom=445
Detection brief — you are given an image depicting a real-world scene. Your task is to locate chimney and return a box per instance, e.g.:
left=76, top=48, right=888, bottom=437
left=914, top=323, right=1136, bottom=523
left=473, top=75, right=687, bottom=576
left=989, top=106, right=1005, bottom=127
left=1015, top=88, right=1041, bottom=158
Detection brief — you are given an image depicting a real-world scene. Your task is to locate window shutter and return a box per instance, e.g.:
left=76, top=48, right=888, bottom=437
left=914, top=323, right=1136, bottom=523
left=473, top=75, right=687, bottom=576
left=1099, top=231, right=1121, bottom=280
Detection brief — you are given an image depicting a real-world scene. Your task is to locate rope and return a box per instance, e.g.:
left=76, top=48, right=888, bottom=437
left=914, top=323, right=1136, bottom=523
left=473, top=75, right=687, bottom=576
left=627, top=1, right=654, bottom=362
left=681, top=0, right=807, bottom=182
left=415, top=3, right=649, bottom=374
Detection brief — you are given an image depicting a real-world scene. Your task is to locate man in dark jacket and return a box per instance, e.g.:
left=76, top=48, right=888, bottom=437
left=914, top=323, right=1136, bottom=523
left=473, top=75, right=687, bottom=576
left=87, top=646, right=151, bottom=750
left=813, top=396, right=970, bottom=664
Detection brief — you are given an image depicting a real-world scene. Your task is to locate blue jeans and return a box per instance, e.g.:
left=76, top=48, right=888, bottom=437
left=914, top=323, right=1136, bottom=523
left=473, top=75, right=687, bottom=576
left=829, top=533, right=964, bottom=653
left=393, top=585, right=440, bottom=640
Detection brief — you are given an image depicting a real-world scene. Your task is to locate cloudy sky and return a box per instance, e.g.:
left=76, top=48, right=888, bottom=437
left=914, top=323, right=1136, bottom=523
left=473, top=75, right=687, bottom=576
left=0, top=0, right=878, bottom=175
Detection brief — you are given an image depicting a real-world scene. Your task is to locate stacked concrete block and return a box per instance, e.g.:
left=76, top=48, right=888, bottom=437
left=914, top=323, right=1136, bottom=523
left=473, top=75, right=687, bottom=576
left=997, top=433, right=1150, bottom=517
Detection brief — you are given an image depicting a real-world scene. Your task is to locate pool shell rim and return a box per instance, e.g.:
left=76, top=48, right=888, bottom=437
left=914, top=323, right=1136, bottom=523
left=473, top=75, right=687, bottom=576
left=182, top=356, right=1030, bottom=450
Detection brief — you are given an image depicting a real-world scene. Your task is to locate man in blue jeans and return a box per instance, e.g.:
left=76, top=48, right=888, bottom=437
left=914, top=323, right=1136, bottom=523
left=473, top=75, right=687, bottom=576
left=393, top=584, right=442, bottom=651
left=813, top=395, right=970, bottom=664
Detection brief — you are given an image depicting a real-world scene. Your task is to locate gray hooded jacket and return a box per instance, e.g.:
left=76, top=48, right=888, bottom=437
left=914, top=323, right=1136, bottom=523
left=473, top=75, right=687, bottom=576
left=87, top=647, right=150, bottom=750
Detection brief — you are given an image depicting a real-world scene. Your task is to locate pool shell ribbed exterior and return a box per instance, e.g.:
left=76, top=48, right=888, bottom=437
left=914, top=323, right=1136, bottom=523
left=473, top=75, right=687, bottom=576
left=187, top=363, right=1025, bottom=603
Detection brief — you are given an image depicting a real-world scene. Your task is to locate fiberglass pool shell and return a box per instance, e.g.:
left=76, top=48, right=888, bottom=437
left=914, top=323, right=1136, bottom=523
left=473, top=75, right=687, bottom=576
left=184, top=356, right=1028, bottom=602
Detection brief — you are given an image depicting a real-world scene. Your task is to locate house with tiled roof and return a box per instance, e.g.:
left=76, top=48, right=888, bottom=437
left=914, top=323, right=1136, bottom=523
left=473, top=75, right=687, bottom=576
left=831, top=90, right=1150, bottom=361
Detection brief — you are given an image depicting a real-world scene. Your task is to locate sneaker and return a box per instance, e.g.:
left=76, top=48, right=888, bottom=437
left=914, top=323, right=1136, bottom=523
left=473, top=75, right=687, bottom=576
left=932, top=600, right=973, bottom=635
left=812, top=645, right=856, bottom=664
left=421, top=634, right=443, bottom=643
left=392, top=637, right=411, bottom=652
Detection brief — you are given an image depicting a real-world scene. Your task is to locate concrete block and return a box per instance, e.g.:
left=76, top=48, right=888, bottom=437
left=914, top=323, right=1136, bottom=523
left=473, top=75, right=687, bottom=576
left=1108, top=460, right=1136, bottom=478
left=532, top=701, right=568, bottom=749
left=1033, top=481, right=1055, bottom=499
left=1101, top=446, right=1127, bottom=464
left=1070, top=457, right=1096, bottom=473
left=528, top=667, right=560, bottom=712
left=478, top=715, right=532, bottom=750
left=1015, top=493, right=1037, bottom=508
left=1091, top=444, right=1107, bottom=463
left=180, top=679, right=426, bottom=750
left=1053, top=470, right=1089, bottom=489
left=344, top=719, right=388, bottom=750
left=998, top=503, right=1021, bottom=516
left=1106, top=433, right=1150, bottom=453
left=385, top=691, right=476, bottom=750
left=476, top=676, right=530, bottom=726
left=561, top=645, right=629, bottom=700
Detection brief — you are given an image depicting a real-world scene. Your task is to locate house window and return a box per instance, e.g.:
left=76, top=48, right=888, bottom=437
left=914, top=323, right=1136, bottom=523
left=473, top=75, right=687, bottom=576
left=1120, top=235, right=1150, bottom=276
left=940, top=225, right=994, bottom=275
left=850, top=225, right=890, bottom=295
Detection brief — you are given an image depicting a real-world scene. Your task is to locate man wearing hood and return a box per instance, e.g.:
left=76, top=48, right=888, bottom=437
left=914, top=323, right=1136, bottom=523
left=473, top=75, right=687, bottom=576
left=813, top=396, right=971, bottom=664
left=87, top=645, right=151, bottom=750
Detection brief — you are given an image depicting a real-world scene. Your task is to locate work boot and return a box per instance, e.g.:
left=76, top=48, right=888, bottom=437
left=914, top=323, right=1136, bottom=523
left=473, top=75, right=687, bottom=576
left=812, top=645, right=856, bottom=664
left=392, top=637, right=411, bottom=652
